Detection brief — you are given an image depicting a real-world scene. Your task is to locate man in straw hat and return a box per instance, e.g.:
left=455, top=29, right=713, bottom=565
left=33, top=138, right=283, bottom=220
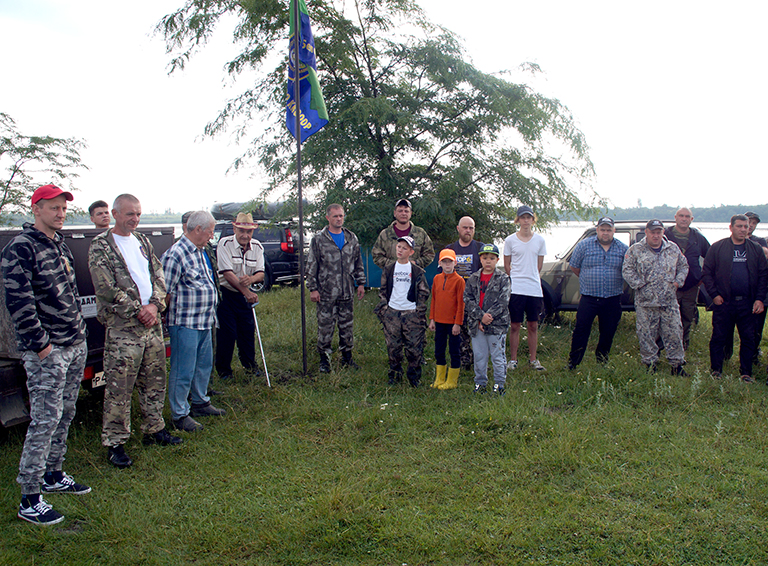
left=215, top=212, right=265, bottom=380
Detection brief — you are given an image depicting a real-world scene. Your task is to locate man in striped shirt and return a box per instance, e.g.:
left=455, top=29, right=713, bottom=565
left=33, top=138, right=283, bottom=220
left=162, top=210, right=226, bottom=432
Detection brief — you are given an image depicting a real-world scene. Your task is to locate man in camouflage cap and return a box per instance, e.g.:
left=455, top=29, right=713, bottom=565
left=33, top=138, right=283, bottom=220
left=89, top=194, right=181, bottom=470
left=622, top=219, right=689, bottom=375
left=306, top=204, right=366, bottom=373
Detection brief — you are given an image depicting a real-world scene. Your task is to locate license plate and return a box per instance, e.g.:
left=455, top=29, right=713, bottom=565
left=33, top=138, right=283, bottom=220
left=91, top=371, right=106, bottom=388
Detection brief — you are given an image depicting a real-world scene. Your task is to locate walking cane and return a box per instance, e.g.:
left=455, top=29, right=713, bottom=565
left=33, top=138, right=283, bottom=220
left=251, top=301, right=271, bottom=388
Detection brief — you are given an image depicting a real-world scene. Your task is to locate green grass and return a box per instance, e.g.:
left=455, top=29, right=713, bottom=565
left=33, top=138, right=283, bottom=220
left=2, top=287, right=768, bottom=565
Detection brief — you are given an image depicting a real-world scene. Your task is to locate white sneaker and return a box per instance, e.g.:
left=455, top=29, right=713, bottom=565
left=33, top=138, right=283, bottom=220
left=529, top=359, right=546, bottom=371
left=507, top=360, right=518, bottom=371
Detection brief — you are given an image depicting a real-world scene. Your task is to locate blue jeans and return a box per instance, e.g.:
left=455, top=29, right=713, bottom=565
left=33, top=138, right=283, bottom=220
left=471, top=331, right=507, bottom=387
left=168, top=326, right=212, bottom=420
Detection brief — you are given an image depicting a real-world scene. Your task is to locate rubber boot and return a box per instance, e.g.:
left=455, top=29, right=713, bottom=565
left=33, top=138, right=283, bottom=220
left=438, top=367, right=460, bottom=390
left=431, top=365, right=447, bottom=388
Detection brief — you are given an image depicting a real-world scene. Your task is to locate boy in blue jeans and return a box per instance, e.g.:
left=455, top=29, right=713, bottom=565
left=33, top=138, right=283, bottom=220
left=463, top=244, right=511, bottom=394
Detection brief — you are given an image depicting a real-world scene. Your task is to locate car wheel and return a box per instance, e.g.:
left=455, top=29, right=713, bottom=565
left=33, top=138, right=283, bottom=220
left=251, top=263, right=273, bottom=293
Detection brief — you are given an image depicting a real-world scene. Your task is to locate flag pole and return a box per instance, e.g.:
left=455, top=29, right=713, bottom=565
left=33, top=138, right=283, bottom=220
left=293, top=0, right=309, bottom=376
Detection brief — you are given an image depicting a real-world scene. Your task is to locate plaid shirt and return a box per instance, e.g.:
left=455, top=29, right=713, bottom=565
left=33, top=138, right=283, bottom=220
left=162, top=235, right=218, bottom=329
left=569, top=236, right=628, bottom=298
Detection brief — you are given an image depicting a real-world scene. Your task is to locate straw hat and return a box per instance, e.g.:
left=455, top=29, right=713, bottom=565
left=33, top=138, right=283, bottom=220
left=232, top=212, right=256, bottom=228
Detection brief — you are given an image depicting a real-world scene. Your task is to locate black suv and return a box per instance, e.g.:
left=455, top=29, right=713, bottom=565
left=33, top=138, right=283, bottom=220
left=211, top=221, right=300, bottom=292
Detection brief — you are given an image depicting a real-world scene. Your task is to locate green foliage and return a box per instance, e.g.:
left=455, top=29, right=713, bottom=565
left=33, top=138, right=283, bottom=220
left=0, top=113, right=87, bottom=225
left=3, top=288, right=768, bottom=564
left=157, top=0, right=600, bottom=247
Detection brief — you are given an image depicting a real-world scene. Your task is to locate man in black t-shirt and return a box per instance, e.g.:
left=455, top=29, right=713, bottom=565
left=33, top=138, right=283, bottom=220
left=702, top=214, right=768, bottom=382
left=445, top=216, right=483, bottom=368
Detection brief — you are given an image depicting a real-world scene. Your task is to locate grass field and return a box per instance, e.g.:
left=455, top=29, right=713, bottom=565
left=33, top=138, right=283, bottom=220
left=2, top=286, right=768, bottom=565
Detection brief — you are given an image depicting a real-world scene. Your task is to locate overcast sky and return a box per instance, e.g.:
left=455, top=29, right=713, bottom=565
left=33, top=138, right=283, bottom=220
left=1, top=0, right=766, bottom=215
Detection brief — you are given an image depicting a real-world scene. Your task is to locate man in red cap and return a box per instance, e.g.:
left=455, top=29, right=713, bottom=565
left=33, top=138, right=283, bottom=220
left=2, top=185, right=91, bottom=525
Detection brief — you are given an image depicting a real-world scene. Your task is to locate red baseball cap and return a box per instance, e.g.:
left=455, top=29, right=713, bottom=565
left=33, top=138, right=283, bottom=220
left=31, top=184, right=74, bottom=206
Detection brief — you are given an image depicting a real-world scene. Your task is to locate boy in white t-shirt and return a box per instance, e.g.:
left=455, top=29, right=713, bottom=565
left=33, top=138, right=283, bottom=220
left=503, top=205, right=547, bottom=372
left=374, top=236, right=431, bottom=386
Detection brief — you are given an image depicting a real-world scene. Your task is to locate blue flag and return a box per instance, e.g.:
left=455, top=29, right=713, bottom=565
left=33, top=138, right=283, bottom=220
left=287, top=0, right=328, bottom=142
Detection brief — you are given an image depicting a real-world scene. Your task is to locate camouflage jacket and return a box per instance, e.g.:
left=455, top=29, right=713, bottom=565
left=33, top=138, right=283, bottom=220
left=1, top=223, right=86, bottom=353
left=89, top=230, right=166, bottom=330
left=306, top=226, right=366, bottom=301
left=464, top=268, right=511, bottom=336
left=622, top=237, right=689, bottom=307
left=374, top=261, right=430, bottom=319
left=371, top=221, right=435, bottom=270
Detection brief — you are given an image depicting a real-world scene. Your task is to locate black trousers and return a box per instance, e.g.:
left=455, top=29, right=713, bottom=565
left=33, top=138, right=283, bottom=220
left=434, top=322, right=461, bottom=368
left=710, top=299, right=756, bottom=376
left=215, top=288, right=257, bottom=376
left=568, top=294, right=622, bottom=367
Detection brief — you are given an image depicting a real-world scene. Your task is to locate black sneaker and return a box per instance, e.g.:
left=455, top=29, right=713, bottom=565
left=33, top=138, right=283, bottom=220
left=142, top=428, right=183, bottom=446
left=492, top=384, right=506, bottom=396
left=107, top=445, right=133, bottom=469
left=42, top=473, right=91, bottom=495
left=473, top=384, right=486, bottom=394
left=18, top=498, right=64, bottom=526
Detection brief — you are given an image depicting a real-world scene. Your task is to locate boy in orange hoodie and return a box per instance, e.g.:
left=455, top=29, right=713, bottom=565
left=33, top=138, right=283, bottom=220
left=428, top=249, right=466, bottom=389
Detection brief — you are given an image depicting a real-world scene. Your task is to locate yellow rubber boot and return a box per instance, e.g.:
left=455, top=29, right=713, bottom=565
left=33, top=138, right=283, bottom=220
left=438, top=367, right=460, bottom=390
left=431, top=365, right=447, bottom=388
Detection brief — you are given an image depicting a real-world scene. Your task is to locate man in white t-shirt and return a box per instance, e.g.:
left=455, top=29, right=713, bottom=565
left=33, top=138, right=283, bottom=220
left=89, top=194, right=181, bottom=470
left=503, top=205, right=547, bottom=372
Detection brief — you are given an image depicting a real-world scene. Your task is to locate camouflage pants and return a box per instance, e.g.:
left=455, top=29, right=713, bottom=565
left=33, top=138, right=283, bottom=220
left=316, top=298, right=354, bottom=357
left=102, top=325, right=166, bottom=447
left=635, top=304, right=684, bottom=366
left=17, top=341, right=87, bottom=495
left=459, top=313, right=474, bottom=368
left=379, top=307, right=425, bottom=380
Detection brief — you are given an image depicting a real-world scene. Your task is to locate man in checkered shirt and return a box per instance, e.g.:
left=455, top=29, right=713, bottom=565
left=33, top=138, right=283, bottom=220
left=162, top=210, right=226, bottom=432
left=567, top=217, right=629, bottom=370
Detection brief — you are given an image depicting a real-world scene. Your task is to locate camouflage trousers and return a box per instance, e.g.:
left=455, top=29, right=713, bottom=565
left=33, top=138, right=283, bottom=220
left=317, top=298, right=354, bottom=357
left=379, top=307, right=426, bottom=381
left=635, top=304, right=685, bottom=366
left=459, top=314, right=474, bottom=368
left=17, top=341, right=87, bottom=495
left=102, top=325, right=166, bottom=447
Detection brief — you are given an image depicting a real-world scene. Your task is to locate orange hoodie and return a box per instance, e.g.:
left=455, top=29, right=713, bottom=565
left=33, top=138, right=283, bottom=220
left=429, top=271, right=465, bottom=325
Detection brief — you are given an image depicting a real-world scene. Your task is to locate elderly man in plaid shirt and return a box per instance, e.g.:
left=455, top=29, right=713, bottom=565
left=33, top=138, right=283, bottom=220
left=162, top=210, right=226, bottom=432
left=567, top=217, right=629, bottom=370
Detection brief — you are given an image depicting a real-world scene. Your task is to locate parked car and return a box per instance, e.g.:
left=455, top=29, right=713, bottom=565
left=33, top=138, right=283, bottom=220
left=539, top=221, right=711, bottom=318
left=211, top=221, right=300, bottom=293
left=0, top=226, right=175, bottom=427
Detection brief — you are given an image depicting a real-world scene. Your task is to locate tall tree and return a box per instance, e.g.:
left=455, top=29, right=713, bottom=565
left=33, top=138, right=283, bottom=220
left=0, top=113, right=87, bottom=224
left=158, top=0, right=599, bottom=246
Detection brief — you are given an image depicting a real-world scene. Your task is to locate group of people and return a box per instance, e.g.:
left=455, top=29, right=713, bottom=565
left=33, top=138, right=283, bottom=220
left=4, top=186, right=767, bottom=527
left=569, top=208, right=768, bottom=384
left=2, top=187, right=267, bottom=525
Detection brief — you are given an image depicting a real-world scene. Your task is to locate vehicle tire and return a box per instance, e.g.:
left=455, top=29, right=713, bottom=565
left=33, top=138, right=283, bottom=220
left=251, top=262, right=273, bottom=293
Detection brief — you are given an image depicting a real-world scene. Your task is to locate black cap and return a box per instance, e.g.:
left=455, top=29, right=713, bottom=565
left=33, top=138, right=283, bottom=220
left=395, top=198, right=412, bottom=209
left=516, top=205, right=534, bottom=217
left=397, top=235, right=415, bottom=249
left=597, top=216, right=614, bottom=227
left=745, top=211, right=761, bottom=222
left=646, top=219, right=663, bottom=230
